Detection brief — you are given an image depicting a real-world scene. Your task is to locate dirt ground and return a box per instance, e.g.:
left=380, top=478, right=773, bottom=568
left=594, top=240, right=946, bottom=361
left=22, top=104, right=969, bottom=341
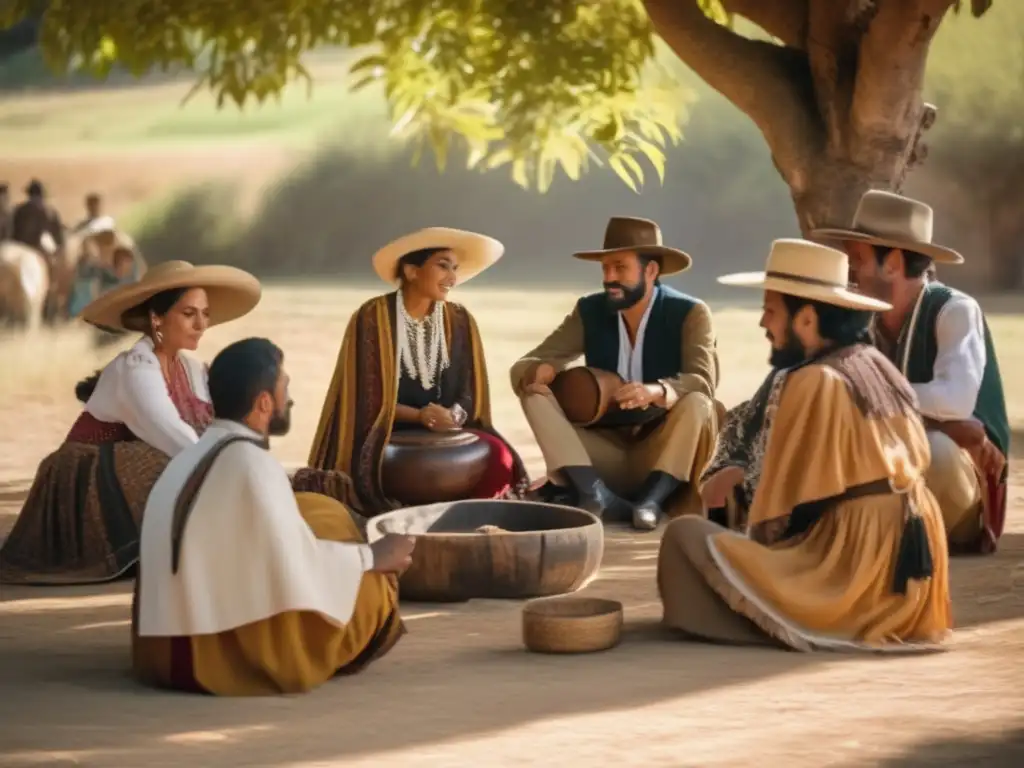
left=1, top=286, right=1023, bottom=767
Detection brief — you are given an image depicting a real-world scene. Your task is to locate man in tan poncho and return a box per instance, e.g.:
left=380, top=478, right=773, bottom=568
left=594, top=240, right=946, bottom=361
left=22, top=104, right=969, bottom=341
left=659, top=239, right=952, bottom=651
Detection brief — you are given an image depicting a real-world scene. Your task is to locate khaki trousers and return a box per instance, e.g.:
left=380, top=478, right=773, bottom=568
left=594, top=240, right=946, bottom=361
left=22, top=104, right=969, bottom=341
left=657, top=516, right=775, bottom=645
left=925, top=430, right=984, bottom=548
left=520, top=390, right=719, bottom=518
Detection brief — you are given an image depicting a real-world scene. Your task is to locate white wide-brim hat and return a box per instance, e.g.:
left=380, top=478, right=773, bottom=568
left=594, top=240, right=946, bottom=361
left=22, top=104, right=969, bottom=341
left=372, top=227, right=504, bottom=285
left=717, top=238, right=893, bottom=311
left=80, top=259, right=262, bottom=331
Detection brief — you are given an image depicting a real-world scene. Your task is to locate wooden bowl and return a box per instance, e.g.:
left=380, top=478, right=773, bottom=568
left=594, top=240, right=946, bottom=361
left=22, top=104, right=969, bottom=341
left=368, top=499, right=604, bottom=602
left=522, top=596, right=623, bottom=654
left=381, top=429, right=492, bottom=507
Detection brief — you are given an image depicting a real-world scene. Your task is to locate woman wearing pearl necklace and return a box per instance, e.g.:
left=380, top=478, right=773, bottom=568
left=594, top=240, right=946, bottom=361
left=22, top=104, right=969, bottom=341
left=305, top=227, right=530, bottom=514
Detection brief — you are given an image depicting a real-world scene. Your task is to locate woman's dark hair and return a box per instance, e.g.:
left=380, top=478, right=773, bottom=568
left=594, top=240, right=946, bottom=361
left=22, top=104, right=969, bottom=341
left=781, top=293, right=872, bottom=347
left=208, top=337, right=284, bottom=421
left=394, top=247, right=449, bottom=282
left=75, top=370, right=103, bottom=403
left=119, top=287, right=190, bottom=333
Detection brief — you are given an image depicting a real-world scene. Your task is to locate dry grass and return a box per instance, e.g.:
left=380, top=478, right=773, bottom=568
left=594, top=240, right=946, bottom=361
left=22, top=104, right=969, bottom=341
left=0, top=286, right=769, bottom=483
left=1, top=285, right=1020, bottom=478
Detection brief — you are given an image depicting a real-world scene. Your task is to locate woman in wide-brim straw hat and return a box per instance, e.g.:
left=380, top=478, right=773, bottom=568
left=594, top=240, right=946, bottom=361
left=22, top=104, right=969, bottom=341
left=299, top=227, right=530, bottom=513
left=657, top=238, right=952, bottom=652
left=0, top=260, right=262, bottom=586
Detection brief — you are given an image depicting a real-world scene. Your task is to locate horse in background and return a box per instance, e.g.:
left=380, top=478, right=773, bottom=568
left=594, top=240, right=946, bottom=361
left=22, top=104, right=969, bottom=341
left=0, top=241, right=49, bottom=332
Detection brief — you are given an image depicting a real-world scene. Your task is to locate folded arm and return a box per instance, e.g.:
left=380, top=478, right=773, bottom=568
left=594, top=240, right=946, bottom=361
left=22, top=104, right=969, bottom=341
left=658, top=301, right=718, bottom=407
left=118, top=352, right=201, bottom=456
left=509, top=305, right=585, bottom=393
left=915, top=295, right=986, bottom=422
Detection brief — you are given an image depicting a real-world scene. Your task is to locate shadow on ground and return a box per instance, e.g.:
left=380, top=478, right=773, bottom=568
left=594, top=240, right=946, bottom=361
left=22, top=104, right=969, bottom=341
left=0, top=530, right=833, bottom=766
left=876, top=727, right=1024, bottom=766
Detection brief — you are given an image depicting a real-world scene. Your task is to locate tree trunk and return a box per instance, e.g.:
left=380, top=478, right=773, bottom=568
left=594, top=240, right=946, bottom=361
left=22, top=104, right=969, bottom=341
left=788, top=156, right=892, bottom=238
left=643, top=0, right=951, bottom=238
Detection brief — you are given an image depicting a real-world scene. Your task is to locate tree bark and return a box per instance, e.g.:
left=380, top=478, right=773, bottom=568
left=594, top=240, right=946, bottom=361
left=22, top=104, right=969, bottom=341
left=643, top=0, right=953, bottom=236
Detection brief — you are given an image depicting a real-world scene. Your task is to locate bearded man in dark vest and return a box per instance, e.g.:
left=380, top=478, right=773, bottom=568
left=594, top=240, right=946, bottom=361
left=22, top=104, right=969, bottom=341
left=814, top=191, right=1011, bottom=554
left=510, top=217, right=720, bottom=531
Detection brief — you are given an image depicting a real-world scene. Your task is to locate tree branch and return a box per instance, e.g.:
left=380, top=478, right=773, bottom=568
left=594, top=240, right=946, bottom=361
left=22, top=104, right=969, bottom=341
left=642, top=0, right=824, bottom=190
left=719, top=0, right=810, bottom=48
left=850, top=0, right=955, bottom=156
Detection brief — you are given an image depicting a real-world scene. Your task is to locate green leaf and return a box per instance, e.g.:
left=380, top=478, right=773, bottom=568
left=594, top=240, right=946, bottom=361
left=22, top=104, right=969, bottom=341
left=511, top=158, right=530, bottom=189
left=609, top=154, right=640, bottom=193
left=633, top=138, right=666, bottom=184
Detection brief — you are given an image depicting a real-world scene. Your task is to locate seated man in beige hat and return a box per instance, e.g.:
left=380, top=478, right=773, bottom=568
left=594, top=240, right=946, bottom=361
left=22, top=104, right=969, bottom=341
left=303, top=227, right=530, bottom=514
left=1, top=259, right=262, bottom=585
left=510, top=216, right=719, bottom=531
left=813, top=191, right=1010, bottom=555
left=133, top=338, right=411, bottom=695
left=659, top=238, right=952, bottom=651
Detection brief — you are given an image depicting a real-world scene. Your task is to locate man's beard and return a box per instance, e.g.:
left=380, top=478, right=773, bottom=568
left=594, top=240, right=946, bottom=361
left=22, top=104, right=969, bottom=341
left=768, top=323, right=807, bottom=368
left=603, top=280, right=647, bottom=311
left=268, top=402, right=293, bottom=436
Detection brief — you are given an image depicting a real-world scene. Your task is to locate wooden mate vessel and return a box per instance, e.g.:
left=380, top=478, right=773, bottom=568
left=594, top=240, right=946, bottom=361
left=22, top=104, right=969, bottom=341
left=381, top=428, right=491, bottom=507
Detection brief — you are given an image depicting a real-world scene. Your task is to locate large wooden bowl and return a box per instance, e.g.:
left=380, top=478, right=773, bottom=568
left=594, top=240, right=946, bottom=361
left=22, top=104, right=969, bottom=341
left=367, top=499, right=604, bottom=602
left=381, top=429, right=492, bottom=507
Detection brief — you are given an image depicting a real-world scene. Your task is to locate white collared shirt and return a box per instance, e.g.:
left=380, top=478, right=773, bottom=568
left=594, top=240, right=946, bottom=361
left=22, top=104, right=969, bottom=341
left=616, top=289, right=656, bottom=383
left=880, top=288, right=987, bottom=421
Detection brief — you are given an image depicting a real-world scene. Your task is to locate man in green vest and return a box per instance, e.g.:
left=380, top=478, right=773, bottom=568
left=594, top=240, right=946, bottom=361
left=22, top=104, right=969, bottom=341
left=814, top=191, right=1011, bottom=554
left=510, top=216, right=720, bottom=531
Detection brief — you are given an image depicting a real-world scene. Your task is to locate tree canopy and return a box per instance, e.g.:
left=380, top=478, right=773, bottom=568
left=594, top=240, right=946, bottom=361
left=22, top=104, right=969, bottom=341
left=0, top=0, right=996, bottom=204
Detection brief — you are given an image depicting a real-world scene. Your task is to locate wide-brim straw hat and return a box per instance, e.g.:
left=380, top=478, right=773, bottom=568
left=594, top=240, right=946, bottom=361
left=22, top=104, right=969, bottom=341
left=717, top=238, right=893, bottom=311
left=811, top=190, right=963, bottom=265
left=372, top=227, right=504, bottom=285
left=80, top=259, right=261, bottom=331
left=573, top=216, right=691, bottom=275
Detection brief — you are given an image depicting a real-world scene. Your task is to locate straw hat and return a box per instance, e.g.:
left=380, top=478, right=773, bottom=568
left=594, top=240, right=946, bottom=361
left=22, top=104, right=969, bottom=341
left=811, top=190, right=963, bottom=265
left=80, top=260, right=262, bottom=331
left=717, top=238, right=893, bottom=311
left=573, top=216, right=691, bottom=275
left=372, top=227, right=504, bottom=285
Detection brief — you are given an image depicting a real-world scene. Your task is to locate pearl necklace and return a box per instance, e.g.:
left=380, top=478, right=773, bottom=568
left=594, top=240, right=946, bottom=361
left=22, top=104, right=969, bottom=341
left=397, top=292, right=449, bottom=391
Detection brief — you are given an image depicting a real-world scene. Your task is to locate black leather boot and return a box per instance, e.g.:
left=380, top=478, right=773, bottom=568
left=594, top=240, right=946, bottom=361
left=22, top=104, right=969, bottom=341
left=632, top=471, right=682, bottom=530
left=561, top=466, right=633, bottom=522
left=529, top=480, right=578, bottom=506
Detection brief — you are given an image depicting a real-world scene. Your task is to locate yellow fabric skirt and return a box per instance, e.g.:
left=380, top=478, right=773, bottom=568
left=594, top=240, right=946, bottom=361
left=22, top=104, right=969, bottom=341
left=659, top=489, right=953, bottom=651
left=131, top=492, right=403, bottom=695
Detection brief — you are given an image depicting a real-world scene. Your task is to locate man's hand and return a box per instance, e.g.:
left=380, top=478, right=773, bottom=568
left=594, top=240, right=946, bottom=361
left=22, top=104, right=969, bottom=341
left=419, top=403, right=457, bottom=432
left=700, top=466, right=745, bottom=509
left=370, top=534, right=416, bottom=574
left=614, top=381, right=662, bottom=410
left=523, top=362, right=556, bottom=396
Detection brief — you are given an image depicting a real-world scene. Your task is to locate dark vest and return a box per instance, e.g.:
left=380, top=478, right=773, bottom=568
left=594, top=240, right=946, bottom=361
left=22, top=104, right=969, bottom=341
left=898, top=282, right=1010, bottom=459
left=576, top=285, right=698, bottom=382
